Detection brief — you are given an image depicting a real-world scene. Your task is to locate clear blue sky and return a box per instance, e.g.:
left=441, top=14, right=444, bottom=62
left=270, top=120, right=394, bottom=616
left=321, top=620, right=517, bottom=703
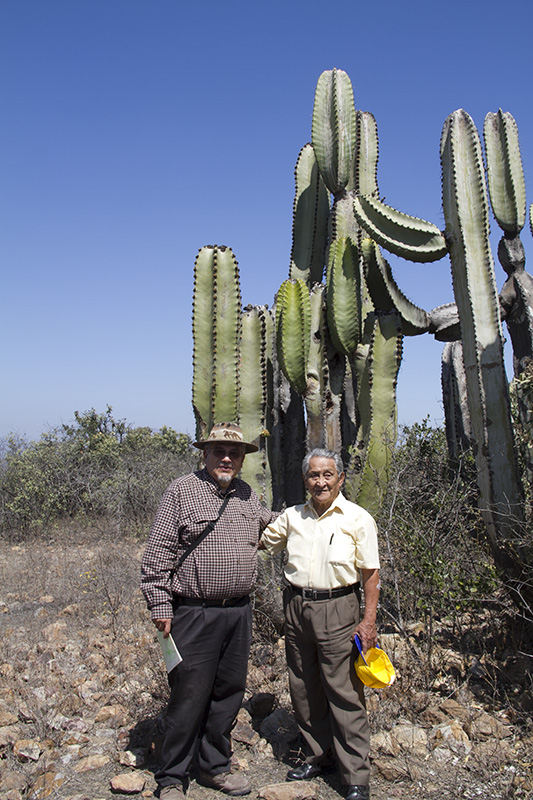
left=2, top=0, right=532, bottom=441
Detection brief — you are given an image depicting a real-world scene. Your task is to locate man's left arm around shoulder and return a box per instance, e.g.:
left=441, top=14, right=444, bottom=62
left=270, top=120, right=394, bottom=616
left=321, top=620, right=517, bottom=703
left=353, top=568, right=380, bottom=654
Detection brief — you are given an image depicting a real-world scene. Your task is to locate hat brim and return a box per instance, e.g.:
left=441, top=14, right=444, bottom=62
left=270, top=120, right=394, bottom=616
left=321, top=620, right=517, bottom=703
left=193, top=440, right=259, bottom=454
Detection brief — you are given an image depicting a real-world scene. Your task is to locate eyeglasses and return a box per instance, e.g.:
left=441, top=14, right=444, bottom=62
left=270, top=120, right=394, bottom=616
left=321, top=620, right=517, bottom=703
left=208, top=446, right=245, bottom=460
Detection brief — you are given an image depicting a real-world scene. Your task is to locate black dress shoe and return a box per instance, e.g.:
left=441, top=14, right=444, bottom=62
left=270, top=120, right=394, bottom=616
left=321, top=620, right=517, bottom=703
left=346, top=786, right=369, bottom=800
left=286, top=762, right=335, bottom=781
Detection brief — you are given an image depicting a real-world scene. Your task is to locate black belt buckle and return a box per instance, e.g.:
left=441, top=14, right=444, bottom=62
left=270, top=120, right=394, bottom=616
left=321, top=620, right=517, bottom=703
left=301, top=587, right=317, bottom=601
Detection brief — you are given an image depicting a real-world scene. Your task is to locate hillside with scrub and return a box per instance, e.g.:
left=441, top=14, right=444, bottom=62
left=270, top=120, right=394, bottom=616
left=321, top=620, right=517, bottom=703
left=0, top=409, right=532, bottom=800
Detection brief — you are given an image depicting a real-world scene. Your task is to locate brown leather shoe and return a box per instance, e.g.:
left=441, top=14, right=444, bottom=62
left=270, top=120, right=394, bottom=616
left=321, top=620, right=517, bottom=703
left=197, top=770, right=251, bottom=796
left=160, top=785, right=186, bottom=800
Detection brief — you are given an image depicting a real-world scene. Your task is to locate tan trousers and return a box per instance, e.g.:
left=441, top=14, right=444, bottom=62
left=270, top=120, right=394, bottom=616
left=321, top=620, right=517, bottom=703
left=283, top=587, right=370, bottom=785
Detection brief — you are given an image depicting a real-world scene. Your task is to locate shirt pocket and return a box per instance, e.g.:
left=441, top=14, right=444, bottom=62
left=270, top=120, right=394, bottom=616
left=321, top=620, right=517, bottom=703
left=233, top=507, right=259, bottom=546
left=327, top=530, right=356, bottom=566
left=178, top=512, right=215, bottom=545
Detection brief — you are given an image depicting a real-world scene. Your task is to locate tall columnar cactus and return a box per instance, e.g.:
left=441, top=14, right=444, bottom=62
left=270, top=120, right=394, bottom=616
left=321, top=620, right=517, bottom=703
left=440, top=108, right=525, bottom=572
left=192, top=245, right=241, bottom=439
left=190, top=70, right=533, bottom=612
left=483, top=110, right=533, bottom=375
left=239, top=305, right=274, bottom=505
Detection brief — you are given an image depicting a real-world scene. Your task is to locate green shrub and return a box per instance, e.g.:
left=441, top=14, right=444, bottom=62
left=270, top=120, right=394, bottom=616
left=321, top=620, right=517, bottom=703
left=0, top=407, right=197, bottom=537
left=377, top=418, right=499, bottom=636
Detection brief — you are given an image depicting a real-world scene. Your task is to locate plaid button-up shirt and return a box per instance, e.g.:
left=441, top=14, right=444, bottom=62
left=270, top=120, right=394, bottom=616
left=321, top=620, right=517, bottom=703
left=140, top=468, right=274, bottom=619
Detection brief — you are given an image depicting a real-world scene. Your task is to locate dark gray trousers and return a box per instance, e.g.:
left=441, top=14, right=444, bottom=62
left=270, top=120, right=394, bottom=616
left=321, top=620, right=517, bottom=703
left=284, top=587, right=370, bottom=786
left=156, top=598, right=251, bottom=789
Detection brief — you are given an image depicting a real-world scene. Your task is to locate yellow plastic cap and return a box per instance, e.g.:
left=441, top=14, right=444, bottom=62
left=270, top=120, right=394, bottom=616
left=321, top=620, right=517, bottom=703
left=355, top=647, right=396, bottom=689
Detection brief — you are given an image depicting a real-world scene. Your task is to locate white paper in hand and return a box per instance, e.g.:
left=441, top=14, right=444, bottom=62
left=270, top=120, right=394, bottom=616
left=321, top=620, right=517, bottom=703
left=157, top=631, right=183, bottom=673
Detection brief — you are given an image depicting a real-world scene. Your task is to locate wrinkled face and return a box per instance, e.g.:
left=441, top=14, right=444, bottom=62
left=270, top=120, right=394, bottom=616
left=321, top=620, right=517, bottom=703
left=204, top=443, right=245, bottom=488
left=305, top=456, right=345, bottom=513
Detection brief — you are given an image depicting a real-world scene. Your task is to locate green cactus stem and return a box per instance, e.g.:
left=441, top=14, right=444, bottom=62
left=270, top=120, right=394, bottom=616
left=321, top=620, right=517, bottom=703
left=276, top=279, right=311, bottom=395
left=353, top=195, right=447, bottom=263
left=290, top=144, right=330, bottom=285
left=441, top=340, right=472, bottom=462
left=484, top=110, right=526, bottom=236
left=326, top=237, right=362, bottom=355
left=440, top=108, right=524, bottom=561
left=362, top=238, right=430, bottom=335
left=305, top=284, right=327, bottom=448
left=344, top=312, right=403, bottom=517
left=312, top=68, right=356, bottom=196
left=192, top=245, right=241, bottom=438
left=239, top=305, right=273, bottom=505
left=353, top=110, right=379, bottom=198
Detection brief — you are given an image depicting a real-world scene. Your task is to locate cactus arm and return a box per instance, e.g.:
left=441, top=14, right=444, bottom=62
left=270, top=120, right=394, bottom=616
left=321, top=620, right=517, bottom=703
left=440, top=108, right=524, bottom=535
left=353, top=195, right=447, bottom=263
left=362, top=238, right=430, bottom=335
left=312, top=68, right=356, bottom=195
left=428, top=303, right=461, bottom=342
left=192, top=246, right=217, bottom=438
left=354, top=110, right=379, bottom=197
left=239, top=305, right=272, bottom=504
left=326, top=237, right=361, bottom=355
left=290, top=144, right=330, bottom=285
left=344, top=313, right=403, bottom=517
left=211, top=247, right=241, bottom=425
left=276, top=279, right=311, bottom=395
left=484, top=110, right=526, bottom=235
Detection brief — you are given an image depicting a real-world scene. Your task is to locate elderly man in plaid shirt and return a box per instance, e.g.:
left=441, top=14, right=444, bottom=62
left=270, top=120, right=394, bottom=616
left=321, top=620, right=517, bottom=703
left=141, top=423, right=274, bottom=800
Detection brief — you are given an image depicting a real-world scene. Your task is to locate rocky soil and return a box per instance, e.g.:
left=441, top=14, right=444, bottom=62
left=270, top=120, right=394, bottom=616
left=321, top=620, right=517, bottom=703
left=0, top=534, right=532, bottom=800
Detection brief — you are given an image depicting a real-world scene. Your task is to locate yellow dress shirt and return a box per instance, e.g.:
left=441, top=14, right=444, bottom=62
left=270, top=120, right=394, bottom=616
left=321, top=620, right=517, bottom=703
left=261, top=492, right=380, bottom=589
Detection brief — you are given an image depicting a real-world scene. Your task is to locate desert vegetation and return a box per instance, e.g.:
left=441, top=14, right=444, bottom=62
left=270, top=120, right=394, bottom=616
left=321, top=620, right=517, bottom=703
left=0, top=409, right=532, bottom=799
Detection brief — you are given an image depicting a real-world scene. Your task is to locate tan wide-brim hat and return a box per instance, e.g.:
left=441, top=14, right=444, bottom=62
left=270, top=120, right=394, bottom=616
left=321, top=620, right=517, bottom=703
left=193, top=422, right=259, bottom=454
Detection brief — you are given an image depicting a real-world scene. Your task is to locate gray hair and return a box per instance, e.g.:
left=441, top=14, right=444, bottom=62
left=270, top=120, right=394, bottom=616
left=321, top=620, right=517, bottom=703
left=302, top=448, right=344, bottom=478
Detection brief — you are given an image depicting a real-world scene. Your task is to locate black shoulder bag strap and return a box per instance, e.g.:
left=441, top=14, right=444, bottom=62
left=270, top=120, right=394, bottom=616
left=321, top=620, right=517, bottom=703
left=175, top=492, right=231, bottom=570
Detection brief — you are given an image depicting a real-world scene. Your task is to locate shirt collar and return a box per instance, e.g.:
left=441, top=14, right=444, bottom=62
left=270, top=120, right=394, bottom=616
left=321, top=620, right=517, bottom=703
left=304, top=491, right=347, bottom=518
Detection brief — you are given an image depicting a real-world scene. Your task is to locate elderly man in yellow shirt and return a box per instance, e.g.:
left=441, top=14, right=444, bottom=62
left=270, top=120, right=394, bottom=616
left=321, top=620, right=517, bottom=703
left=260, top=448, right=380, bottom=800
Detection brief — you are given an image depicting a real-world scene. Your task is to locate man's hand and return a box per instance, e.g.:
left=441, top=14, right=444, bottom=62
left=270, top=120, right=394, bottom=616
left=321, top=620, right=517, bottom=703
left=353, top=568, right=380, bottom=654
left=353, top=618, right=377, bottom=653
left=153, top=619, right=172, bottom=638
